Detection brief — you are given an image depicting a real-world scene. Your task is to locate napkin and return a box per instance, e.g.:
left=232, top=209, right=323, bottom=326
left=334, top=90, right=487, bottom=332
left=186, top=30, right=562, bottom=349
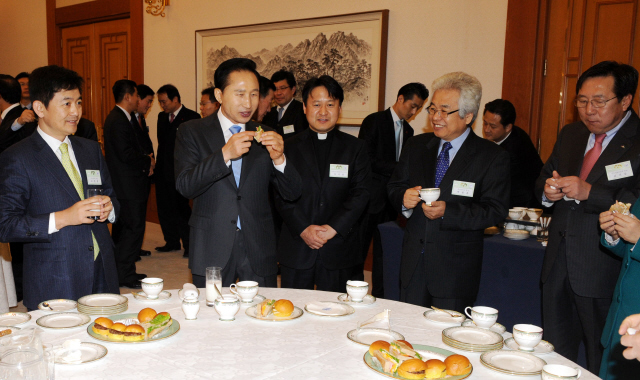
left=306, top=302, right=349, bottom=316
left=53, top=339, right=82, bottom=364
left=358, top=309, right=391, bottom=330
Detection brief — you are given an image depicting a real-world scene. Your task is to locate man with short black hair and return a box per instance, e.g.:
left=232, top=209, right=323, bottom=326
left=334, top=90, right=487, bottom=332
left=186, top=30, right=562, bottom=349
left=262, top=69, right=308, bottom=137
left=199, top=87, right=220, bottom=118
left=133, top=84, right=155, bottom=158
left=253, top=76, right=275, bottom=123
left=535, top=61, right=640, bottom=374
left=276, top=75, right=371, bottom=291
left=0, top=74, right=35, bottom=155
left=0, top=65, right=119, bottom=310
left=174, top=58, right=301, bottom=288
left=15, top=72, right=31, bottom=109
left=155, top=84, right=200, bottom=257
left=103, top=79, right=153, bottom=289
left=358, top=82, right=428, bottom=297
left=483, top=99, right=543, bottom=208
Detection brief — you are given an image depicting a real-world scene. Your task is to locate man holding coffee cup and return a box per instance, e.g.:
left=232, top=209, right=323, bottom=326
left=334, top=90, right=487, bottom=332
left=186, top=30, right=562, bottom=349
left=387, top=72, right=510, bottom=313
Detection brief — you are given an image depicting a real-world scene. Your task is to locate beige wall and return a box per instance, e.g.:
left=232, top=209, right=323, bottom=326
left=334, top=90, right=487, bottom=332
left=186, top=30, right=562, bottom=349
left=143, top=0, right=508, bottom=145
left=0, top=0, right=48, bottom=76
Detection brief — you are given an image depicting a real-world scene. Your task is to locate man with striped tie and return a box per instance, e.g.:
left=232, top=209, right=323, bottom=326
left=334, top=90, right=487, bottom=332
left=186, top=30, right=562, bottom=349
left=0, top=65, right=120, bottom=311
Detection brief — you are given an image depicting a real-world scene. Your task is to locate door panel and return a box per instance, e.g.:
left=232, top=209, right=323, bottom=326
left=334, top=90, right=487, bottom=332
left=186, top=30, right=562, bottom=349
left=61, top=24, right=94, bottom=123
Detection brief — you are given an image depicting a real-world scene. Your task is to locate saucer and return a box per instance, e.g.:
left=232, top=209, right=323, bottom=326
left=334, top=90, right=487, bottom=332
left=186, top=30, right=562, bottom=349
left=461, top=319, right=506, bottom=334
left=132, top=290, right=172, bottom=302
left=240, top=294, right=266, bottom=307
left=423, top=309, right=466, bottom=325
left=504, top=337, right=555, bottom=354
left=347, top=328, right=404, bottom=346
left=337, top=293, right=376, bottom=305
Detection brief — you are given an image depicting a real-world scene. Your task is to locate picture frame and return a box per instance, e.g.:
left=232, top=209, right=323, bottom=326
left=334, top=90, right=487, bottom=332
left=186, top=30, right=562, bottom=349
left=195, top=10, right=389, bottom=126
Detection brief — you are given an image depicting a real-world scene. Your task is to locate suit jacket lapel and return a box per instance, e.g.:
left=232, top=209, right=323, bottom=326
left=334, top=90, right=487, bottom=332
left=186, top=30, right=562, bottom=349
left=421, top=137, right=439, bottom=188
left=586, top=112, right=639, bottom=183
left=31, top=133, right=82, bottom=202
left=566, top=126, right=590, bottom=177
left=438, top=131, right=478, bottom=194
left=383, top=109, right=397, bottom=160
left=207, top=114, right=238, bottom=189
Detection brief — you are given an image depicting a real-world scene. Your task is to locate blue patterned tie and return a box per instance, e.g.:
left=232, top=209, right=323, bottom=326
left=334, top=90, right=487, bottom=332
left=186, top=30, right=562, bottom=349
left=434, top=142, right=452, bottom=188
left=229, top=125, right=242, bottom=229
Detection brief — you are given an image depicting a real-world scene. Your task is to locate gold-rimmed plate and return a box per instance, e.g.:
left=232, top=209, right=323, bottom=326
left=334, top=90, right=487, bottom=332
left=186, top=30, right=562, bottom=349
left=245, top=305, right=303, bottom=321
left=304, top=301, right=355, bottom=317
left=37, top=312, right=91, bottom=329
left=55, top=342, right=107, bottom=365
left=480, top=350, right=546, bottom=375
left=86, top=313, right=179, bottom=344
left=132, top=291, right=172, bottom=302
left=38, top=299, right=77, bottom=312
left=0, top=312, right=31, bottom=327
left=347, top=328, right=405, bottom=346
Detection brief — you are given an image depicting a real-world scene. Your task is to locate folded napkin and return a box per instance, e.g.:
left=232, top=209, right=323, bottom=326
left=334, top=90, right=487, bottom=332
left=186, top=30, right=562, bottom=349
left=53, top=339, right=82, bottom=364
left=306, top=302, right=349, bottom=316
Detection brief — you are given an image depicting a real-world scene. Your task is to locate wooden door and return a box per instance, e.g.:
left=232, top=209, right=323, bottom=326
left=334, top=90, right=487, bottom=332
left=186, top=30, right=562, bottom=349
left=537, top=0, right=640, bottom=161
left=61, top=18, right=131, bottom=144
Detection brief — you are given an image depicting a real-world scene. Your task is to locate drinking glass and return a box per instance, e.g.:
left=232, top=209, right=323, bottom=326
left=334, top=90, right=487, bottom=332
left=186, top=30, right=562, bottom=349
left=537, top=226, right=548, bottom=242
left=86, top=189, right=103, bottom=221
left=206, top=267, right=222, bottom=307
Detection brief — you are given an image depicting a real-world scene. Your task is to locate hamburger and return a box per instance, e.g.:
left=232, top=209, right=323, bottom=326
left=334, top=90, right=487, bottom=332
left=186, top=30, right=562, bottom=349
left=138, top=308, right=157, bottom=323
left=273, top=299, right=294, bottom=317
left=123, top=324, right=145, bottom=342
left=92, top=317, right=113, bottom=336
left=445, top=354, right=471, bottom=376
left=424, top=359, right=447, bottom=379
left=397, top=359, right=428, bottom=379
left=108, top=323, right=127, bottom=341
left=369, top=340, right=391, bottom=356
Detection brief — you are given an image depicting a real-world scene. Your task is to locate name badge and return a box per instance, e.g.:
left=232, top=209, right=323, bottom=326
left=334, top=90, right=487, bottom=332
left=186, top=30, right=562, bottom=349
left=329, top=164, right=349, bottom=178
left=86, top=170, right=102, bottom=185
left=451, top=180, right=475, bottom=197
left=605, top=161, right=633, bottom=181
left=283, top=125, right=295, bottom=134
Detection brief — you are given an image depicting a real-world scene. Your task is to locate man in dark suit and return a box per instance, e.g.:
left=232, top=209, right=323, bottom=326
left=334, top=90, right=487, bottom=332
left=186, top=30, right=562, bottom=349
left=15, top=72, right=31, bottom=109
left=74, top=118, right=98, bottom=141
left=275, top=75, right=371, bottom=291
left=0, top=74, right=36, bottom=155
left=174, top=58, right=302, bottom=288
left=358, top=82, right=428, bottom=297
left=482, top=99, right=543, bottom=208
left=0, top=65, right=119, bottom=311
left=103, top=79, right=154, bottom=289
left=388, top=72, right=510, bottom=313
left=534, top=61, right=640, bottom=374
left=199, top=86, right=220, bottom=118
left=155, top=84, right=200, bottom=257
left=253, top=76, right=275, bottom=123
left=261, top=70, right=308, bottom=137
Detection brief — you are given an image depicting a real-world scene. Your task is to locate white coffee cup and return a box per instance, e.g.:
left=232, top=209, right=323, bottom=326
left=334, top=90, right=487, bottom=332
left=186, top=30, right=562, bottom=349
left=513, top=324, right=543, bottom=351
left=346, top=280, right=369, bottom=302
left=541, top=364, right=581, bottom=380
left=527, top=208, right=543, bottom=221
left=213, top=294, right=240, bottom=321
left=419, top=188, right=440, bottom=206
left=230, top=281, right=259, bottom=303
left=464, top=306, right=498, bottom=328
left=141, top=277, right=163, bottom=299
left=509, top=208, right=525, bottom=220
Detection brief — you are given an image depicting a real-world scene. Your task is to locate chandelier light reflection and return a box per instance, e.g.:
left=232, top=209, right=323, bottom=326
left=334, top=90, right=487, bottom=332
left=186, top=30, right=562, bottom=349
left=146, top=0, right=170, bottom=17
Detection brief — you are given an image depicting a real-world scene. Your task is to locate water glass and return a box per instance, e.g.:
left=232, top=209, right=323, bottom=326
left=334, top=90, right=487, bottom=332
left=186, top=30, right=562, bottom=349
left=86, top=189, right=103, bottom=221
left=206, top=267, right=222, bottom=307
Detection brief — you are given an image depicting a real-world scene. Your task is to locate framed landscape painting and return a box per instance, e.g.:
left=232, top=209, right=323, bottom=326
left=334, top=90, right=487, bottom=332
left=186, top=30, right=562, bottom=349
left=195, top=10, right=389, bottom=126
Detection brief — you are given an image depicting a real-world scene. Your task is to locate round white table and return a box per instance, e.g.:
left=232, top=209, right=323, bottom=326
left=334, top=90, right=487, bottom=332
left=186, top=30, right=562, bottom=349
left=26, top=288, right=598, bottom=379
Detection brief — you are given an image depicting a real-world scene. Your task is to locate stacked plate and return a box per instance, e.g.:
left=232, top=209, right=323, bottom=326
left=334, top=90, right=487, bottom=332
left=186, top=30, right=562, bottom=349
left=77, top=294, right=128, bottom=315
left=504, top=229, right=530, bottom=240
left=480, top=350, right=546, bottom=375
left=442, top=326, right=504, bottom=352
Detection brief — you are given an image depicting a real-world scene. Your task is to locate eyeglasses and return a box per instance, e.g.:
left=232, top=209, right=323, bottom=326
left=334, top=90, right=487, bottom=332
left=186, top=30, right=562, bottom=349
left=427, top=107, right=459, bottom=118
left=574, top=96, right=617, bottom=108
left=275, top=86, right=290, bottom=92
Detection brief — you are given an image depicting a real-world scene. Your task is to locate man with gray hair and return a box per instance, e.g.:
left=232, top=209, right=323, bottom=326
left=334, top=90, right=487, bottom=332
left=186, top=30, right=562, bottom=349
left=388, top=72, right=510, bottom=312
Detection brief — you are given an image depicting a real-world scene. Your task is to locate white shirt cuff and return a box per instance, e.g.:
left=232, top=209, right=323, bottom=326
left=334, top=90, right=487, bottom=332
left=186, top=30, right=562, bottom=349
left=273, top=155, right=286, bottom=173
left=49, top=213, right=59, bottom=234
left=541, top=194, right=554, bottom=207
left=11, top=120, right=24, bottom=131
left=604, top=233, right=620, bottom=247
left=108, top=208, right=115, bottom=223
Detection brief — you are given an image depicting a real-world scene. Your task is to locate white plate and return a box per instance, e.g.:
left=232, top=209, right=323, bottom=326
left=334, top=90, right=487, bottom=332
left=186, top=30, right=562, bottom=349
left=461, top=319, right=507, bottom=334
left=132, top=290, right=172, bottom=302
left=337, top=293, right=376, bottom=305
left=480, top=350, right=546, bottom=375
left=38, top=299, right=77, bottom=312
left=423, top=309, right=466, bottom=325
left=504, top=337, right=555, bottom=354
left=37, top=313, right=91, bottom=329
left=304, top=301, right=355, bottom=317
left=443, top=326, right=503, bottom=345
left=245, top=304, right=303, bottom=321
left=55, top=342, right=107, bottom=365
left=346, top=328, right=405, bottom=346
left=0, top=312, right=31, bottom=327
left=78, top=293, right=128, bottom=307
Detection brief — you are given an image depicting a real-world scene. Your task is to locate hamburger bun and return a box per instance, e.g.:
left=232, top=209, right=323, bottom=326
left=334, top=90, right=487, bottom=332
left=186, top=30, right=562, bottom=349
left=108, top=322, right=127, bottom=341
left=396, top=359, right=428, bottom=379
left=92, top=317, right=113, bottom=336
left=424, top=359, right=447, bottom=378
left=369, top=340, right=391, bottom=356
left=123, top=324, right=145, bottom=342
left=445, top=354, right=471, bottom=376
left=138, top=308, right=157, bottom=323
left=273, top=299, right=294, bottom=317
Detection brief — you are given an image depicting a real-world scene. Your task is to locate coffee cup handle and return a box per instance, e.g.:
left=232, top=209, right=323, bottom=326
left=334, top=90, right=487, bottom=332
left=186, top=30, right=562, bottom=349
left=575, top=368, right=581, bottom=378
left=229, top=283, right=237, bottom=295
left=464, top=307, right=473, bottom=319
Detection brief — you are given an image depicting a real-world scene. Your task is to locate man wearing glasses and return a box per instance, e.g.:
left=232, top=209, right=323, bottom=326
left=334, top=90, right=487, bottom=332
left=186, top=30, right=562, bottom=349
left=388, top=72, right=510, bottom=313
left=262, top=70, right=308, bottom=138
left=535, top=61, right=640, bottom=375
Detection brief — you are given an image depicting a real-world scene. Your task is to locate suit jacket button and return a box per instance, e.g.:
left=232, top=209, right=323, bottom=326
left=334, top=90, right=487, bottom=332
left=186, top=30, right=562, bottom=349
left=89, top=246, right=94, bottom=251
left=320, top=202, right=324, bottom=207
left=570, top=206, right=575, bottom=211
left=237, top=195, right=241, bottom=200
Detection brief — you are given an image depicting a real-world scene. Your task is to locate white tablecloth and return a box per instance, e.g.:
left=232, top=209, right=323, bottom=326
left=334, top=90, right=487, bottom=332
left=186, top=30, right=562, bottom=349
left=26, top=288, right=598, bottom=379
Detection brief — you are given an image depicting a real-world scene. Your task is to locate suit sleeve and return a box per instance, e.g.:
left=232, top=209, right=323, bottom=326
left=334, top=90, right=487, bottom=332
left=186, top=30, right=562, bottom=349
left=0, top=152, right=50, bottom=243
left=270, top=158, right=302, bottom=203
left=328, top=143, right=371, bottom=237
left=105, top=117, right=150, bottom=172
left=441, top=149, right=511, bottom=230
left=174, top=126, right=234, bottom=199
left=358, top=115, right=396, bottom=177
left=96, top=143, right=120, bottom=223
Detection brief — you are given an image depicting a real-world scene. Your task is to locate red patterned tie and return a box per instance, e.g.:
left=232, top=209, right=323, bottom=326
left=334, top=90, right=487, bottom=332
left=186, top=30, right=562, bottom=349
left=579, top=133, right=606, bottom=180
left=169, top=113, right=175, bottom=123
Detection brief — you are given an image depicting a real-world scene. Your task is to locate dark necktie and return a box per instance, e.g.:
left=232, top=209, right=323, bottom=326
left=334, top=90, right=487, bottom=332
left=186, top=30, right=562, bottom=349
left=278, top=107, right=284, bottom=122
left=579, top=133, right=606, bottom=180
left=229, top=125, right=242, bottom=229
left=169, top=113, right=175, bottom=123
left=435, top=142, right=452, bottom=188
